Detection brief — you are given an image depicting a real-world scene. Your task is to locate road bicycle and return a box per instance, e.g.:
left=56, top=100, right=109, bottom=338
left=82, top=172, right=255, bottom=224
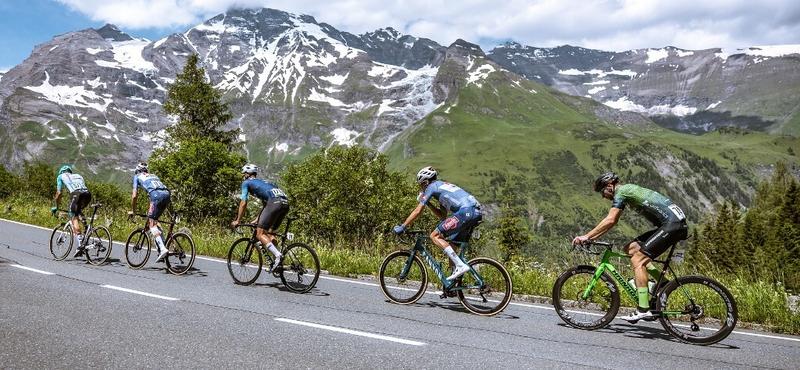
left=227, top=216, right=320, bottom=293
left=552, top=240, right=737, bottom=345
left=379, top=229, right=512, bottom=316
left=125, top=213, right=196, bottom=275
left=49, top=203, right=112, bottom=265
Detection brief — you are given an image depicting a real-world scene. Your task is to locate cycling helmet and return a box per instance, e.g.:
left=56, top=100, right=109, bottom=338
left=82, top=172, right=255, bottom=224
left=241, top=163, right=259, bottom=175
left=594, top=172, right=619, bottom=192
left=134, top=162, right=148, bottom=174
left=58, top=165, right=72, bottom=175
left=416, top=166, right=438, bottom=184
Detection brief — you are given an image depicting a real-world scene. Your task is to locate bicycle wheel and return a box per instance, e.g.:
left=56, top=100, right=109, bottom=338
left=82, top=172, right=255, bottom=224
left=164, top=232, right=196, bottom=276
left=227, top=238, right=262, bottom=285
left=379, top=250, right=428, bottom=304
left=657, top=275, right=738, bottom=345
left=49, top=223, right=73, bottom=260
left=552, top=265, right=620, bottom=330
left=280, top=242, right=321, bottom=293
left=84, top=226, right=112, bottom=266
left=125, top=229, right=151, bottom=269
left=457, top=257, right=513, bottom=316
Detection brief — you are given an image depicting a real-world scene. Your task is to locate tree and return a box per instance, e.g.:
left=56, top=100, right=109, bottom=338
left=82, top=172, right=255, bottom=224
left=281, top=146, right=420, bottom=247
left=163, top=54, right=237, bottom=147
left=150, top=54, right=244, bottom=220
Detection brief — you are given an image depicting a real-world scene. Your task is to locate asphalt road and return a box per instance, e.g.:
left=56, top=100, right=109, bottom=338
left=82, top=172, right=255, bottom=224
left=1, top=219, right=799, bottom=369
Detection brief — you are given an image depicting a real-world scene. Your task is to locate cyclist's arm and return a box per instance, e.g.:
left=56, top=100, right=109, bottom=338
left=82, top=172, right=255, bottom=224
left=233, top=199, right=247, bottom=223
left=401, top=203, right=426, bottom=228
left=53, top=176, right=63, bottom=206
left=583, top=207, right=622, bottom=240
left=130, top=190, right=138, bottom=213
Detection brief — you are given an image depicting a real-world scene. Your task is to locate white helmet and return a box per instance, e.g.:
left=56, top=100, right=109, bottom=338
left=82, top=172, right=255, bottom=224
left=134, top=162, right=148, bottom=174
left=241, top=163, right=259, bottom=175
left=416, top=166, right=438, bottom=184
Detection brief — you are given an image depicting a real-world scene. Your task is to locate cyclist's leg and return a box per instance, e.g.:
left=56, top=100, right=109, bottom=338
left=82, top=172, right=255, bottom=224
left=68, top=192, right=83, bottom=236
left=147, top=192, right=169, bottom=254
left=256, top=198, right=289, bottom=262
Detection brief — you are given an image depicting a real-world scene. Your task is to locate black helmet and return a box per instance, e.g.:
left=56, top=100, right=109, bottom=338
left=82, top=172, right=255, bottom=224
left=594, top=172, right=619, bottom=192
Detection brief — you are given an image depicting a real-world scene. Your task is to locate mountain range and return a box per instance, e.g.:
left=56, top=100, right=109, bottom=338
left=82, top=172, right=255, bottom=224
left=0, top=7, right=797, bottom=237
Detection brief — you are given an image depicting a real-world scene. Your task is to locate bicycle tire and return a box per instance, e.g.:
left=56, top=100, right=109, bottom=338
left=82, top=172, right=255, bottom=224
left=279, top=242, right=320, bottom=293
left=164, top=232, right=196, bottom=276
left=456, top=257, right=513, bottom=316
left=49, top=223, right=73, bottom=260
left=657, top=275, right=738, bottom=345
left=226, top=238, right=262, bottom=285
left=552, top=265, right=620, bottom=330
left=379, top=250, right=428, bottom=304
left=84, top=226, right=112, bottom=266
left=125, top=228, right=151, bottom=269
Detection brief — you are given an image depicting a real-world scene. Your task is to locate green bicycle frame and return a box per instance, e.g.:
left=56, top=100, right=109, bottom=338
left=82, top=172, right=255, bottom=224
left=581, top=244, right=685, bottom=317
left=400, top=234, right=484, bottom=290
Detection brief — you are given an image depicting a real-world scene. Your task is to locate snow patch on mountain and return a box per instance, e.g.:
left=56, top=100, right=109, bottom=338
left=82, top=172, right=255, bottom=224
left=645, top=48, right=669, bottom=63
left=331, top=127, right=360, bottom=147
left=603, top=96, right=697, bottom=116
left=558, top=69, right=637, bottom=79
left=24, top=71, right=112, bottom=112
left=320, top=73, right=348, bottom=85
left=588, top=86, right=606, bottom=95
left=93, top=39, right=156, bottom=72
left=706, top=101, right=722, bottom=110
left=466, top=64, right=496, bottom=87
left=676, top=50, right=694, bottom=57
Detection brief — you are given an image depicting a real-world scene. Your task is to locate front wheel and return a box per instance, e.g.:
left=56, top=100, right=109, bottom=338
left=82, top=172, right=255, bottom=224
left=226, top=238, right=262, bottom=285
left=379, top=250, right=428, bottom=304
left=279, top=243, right=320, bottom=293
left=125, top=229, right=151, bottom=269
left=456, top=257, right=513, bottom=316
left=84, top=227, right=112, bottom=266
left=552, top=265, right=620, bottom=330
left=164, top=232, right=196, bottom=275
left=657, top=275, right=738, bottom=345
left=49, top=223, right=73, bottom=260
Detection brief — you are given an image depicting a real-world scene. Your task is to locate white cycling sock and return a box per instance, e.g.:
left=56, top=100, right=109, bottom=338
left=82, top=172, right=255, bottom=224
left=150, top=227, right=165, bottom=249
left=443, top=246, right=465, bottom=266
left=76, top=234, right=83, bottom=247
left=267, top=243, right=281, bottom=258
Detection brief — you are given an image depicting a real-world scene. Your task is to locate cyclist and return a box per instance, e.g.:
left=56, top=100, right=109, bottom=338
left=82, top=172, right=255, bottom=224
left=231, top=164, right=290, bottom=271
left=573, top=172, right=688, bottom=322
left=393, top=166, right=482, bottom=281
left=51, top=165, right=91, bottom=257
left=128, top=162, right=171, bottom=262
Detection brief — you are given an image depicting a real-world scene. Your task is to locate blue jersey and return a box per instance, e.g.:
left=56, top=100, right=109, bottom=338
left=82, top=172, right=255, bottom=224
left=240, top=178, right=287, bottom=201
left=419, top=180, right=480, bottom=212
left=133, top=173, right=169, bottom=199
left=56, top=173, right=88, bottom=193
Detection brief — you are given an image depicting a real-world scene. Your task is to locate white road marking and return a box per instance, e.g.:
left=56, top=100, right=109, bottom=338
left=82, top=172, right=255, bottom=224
left=274, top=317, right=425, bottom=346
left=101, top=285, right=179, bottom=301
left=10, top=264, right=55, bottom=275
left=3, top=219, right=800, bottom=343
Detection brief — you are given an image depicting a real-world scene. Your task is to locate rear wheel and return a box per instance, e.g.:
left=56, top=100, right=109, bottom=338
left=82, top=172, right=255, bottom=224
left=226, top=238, right=262, bottom=285
left=552, top=265, right=620, bottom=330
left=164, top=232, right=195, bottom=275
left=279, top=243, right=320, bottom=293
left=379, top=250, right=428, bottom=304
left=84, top=226, right=112, bottom=266
left=125, top=229, right=151, bottom=269
left=657, top=275, right=737, bottom=345
left=49, top=223, right=73, bottom=260
left=456, top=257, right=513, bottom=316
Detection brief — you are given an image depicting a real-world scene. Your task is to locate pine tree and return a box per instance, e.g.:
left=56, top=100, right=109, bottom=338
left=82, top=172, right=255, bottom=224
left=163, top=54, right=237, bottom=146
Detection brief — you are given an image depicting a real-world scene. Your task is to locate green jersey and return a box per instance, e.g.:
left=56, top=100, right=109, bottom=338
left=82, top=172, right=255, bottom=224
left=612, top=184, right=686, bottom=226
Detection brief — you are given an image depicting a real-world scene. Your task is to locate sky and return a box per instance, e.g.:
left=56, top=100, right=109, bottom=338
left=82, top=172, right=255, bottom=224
left=1, top=0, right=799, bottom=71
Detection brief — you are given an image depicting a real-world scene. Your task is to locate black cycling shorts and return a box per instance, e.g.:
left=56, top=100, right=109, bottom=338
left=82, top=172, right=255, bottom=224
left=257, top=197, right=290, bottom=232
left=68, top=190, right=92, bottom=217
left=635, top=221, right=688, bottom=259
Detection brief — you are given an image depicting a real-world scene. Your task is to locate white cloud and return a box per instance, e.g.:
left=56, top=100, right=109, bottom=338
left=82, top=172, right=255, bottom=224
left=57, top=0, right=800, bottom=51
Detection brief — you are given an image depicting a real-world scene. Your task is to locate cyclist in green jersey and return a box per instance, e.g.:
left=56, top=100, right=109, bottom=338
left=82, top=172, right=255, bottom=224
left=573, top=172, right=688, bottom=322
left=51, top=165, right=92, bottom=257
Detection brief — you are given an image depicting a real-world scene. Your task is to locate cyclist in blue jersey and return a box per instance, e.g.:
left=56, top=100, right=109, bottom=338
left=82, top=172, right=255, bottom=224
left=393, top=166, right=483, bottom=281
left=573, top=172, right=688, bottom=322
left=52, top=165, right=92, bottom=257
left=128, top=162, right=171, bottom=262
left=231, top=164, right=290, bottom=270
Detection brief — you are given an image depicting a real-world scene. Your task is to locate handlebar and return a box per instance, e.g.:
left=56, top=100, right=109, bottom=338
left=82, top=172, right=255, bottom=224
left=129, top=213, right=177, bottom=224
left=574, top=240, right=613, bottom=255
